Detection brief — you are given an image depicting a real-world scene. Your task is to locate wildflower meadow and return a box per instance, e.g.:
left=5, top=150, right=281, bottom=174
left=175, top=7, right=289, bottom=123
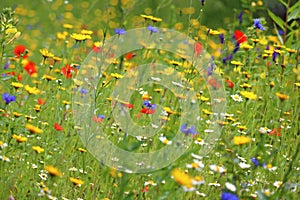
left=0, top=0, right=299, bottom=199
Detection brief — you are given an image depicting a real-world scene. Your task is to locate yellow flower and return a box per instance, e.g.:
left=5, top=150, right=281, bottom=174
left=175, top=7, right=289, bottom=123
left=42, top=75, right=56, bottom=81
left=70, top=177, right=84, bottom=186
left=12, top=134, right=28, bottom=143
left=231, top=60, right=244, bottom=66
left=111, top=73, right=123, bottom=79
left=32, top=146, right=44, bottom=153
left=233, top=136, right=251, bottom=145
left=202, top=109, right=213, bottom=115
left=164, top=107, right=176, bottom=114
left=11, top=82, right=23, bottom=89
left=240, top=83, right=252, bottom=89
left=40, top=49, right=54, bottom=58
left=34, top=105, right=41, bottom=112
left=25, top=124, right=43, bottom=134
left=241, top=43, right=253, bottom=50
left=275, top=92, right=289, bottom=101
left=45, top=166, right=62, bottom=177
left=13, top=112, right=22, bottom=117
left=63, top=23, right=73, bottom=29
left=171, top=168, right=193, bottom=188
left=70, top=33, right=91, bottom=42
left=169, top=60, right=182, bottom=66
left=81, top=29, right=93, bottom=35
left=78, top=148, right=87, bottom=153
left=24, top=85, right=40, bottom=95
left=240, top=91, right=257, bottom=100
left=208, top=29, right=221, bottom=35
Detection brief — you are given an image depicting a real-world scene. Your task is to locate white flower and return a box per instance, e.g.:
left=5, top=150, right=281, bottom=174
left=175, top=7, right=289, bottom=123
left=182, top=186, right=195, bottom=192
left=209, top=164, right=226, bottom=173
left=159, top=136, right=172, bottom=145
left=208, top=182, right=221, bottom=187
left=186, top=159, right=204, bottom=170
left=239, top=162, right=251, bottom=169
left=225, top=182, right=237, bottom=192
left=231, top=94, right=243, bottom=102
left=39, top=173, right=48, bottom=181
left=273, top=181, right=283, bottom=188
left=259, top=127, right=271, bottom=134
left=194, top=138, right=205, bottom=145
left=32, top=164, right=38, bottom=169
left=191, top=153, right=203, bottom=160
left=195, top=191, right=206, bottom=196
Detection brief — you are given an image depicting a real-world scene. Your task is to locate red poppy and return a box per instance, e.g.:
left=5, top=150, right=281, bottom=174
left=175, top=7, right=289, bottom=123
left=38, top=99, right=46, bottom=105
left=17, top=74, right=22, bottom=82
left=92, top=46, right=102, bottom=53
left=207, top=78, right=221, bottom=89
left=141, top=186, right=149, bottom=193
left=92, top=116, right=103, bottom=123
left=61, top=64, right=76, bottom=79
left=268, top=128, right=281, bottom=136
left=124, top=52, right=136, bottom=60
left=54, top=123, right=63, bottom=131
left=14, top=45, right=28, bottom=59
left=124, top=103, right=134, bottom=109
left=225, top=79, right=234, bottom=88
left=140, top=108, right=156, bottom=114
left=194, top=42, right=203, bottom=57
left=24, top=61, right=37, bottom=76
left=234, top=30, right=247, bottom=44
left=6, top=71, right=15, bottom=76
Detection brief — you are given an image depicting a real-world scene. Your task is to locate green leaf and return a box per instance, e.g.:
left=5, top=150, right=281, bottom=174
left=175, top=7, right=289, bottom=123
left=288, top=0, right=300, bottom=13
left=274, top=23, right=284, bottom=45
left=267, top=9, right=285, bottom=31
left=278, top=0, right=288, bottom=8
left=288, top=7, right=300, bottom=22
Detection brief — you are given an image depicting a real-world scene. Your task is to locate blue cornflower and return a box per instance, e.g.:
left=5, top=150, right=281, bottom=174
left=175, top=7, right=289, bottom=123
left=180, top=124, right=197, bottom=135
left=238, top=11, right=244, bottom=24
left=253, top=18, right=265, bottom=30
left=147, top=25, right=158, bottom=34
left=272, top=51, right=278, bottom=62
left=114, top=28, right=126, bottom=35
left=143, top=100, right=156, bottom=110
left=80, top=87, right=88, bottom=97
left=233, top=43, right=240, bottom=53
left=97, top=114, right=105, bottom=119
left=221, top=192, right=239, bottom=200
left=219, top=34, right=225, bottom=44
left=251, top=157, right=259, bottom=166
left=2, top=92, right=16, bottom=105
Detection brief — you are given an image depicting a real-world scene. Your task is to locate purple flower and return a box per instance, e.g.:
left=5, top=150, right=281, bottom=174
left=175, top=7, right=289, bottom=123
left=221, top=192, right=239, bottom=200
left=238, top=11, right=244, bottom=24
left=80, top=87, right=88, bottom=97
left=200, top=0, right=205, bottom=6
left=97, top=114, right=105, bottom=119
left=2, top=92, right=16, bottom=105
left=251, top=157, right=259, bottom=166
left=4, top=61, right=10, bottom=70
left=219, top=34, right=225, bottom=44
left=114, top=28, right=126, bottom=35
left=272, top=51, right=278, bottom=62
left=180, top=124, right=197, bottom=135
left=143, top=100, right=156, bottom=110
left=147, top=25, right=158, bottom=33
left=278, top=30, right=284, bottom=36
left=233, top=43, right=240, bottom=53
left=254, top=18, right=265, bottom=31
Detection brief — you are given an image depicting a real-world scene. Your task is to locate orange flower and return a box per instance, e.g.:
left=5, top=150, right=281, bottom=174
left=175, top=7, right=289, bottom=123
left=45, top=166, right=62, bottom=177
